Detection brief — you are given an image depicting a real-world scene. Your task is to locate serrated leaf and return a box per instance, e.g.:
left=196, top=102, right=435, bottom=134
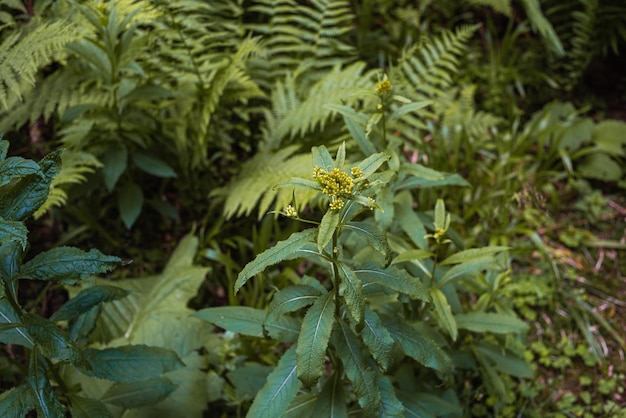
left=285, top=394, right=318, bottom=418
left=312, top=145, right=334, bottom=171
left=131, top=153, right=177, bottom=178
left=438, top=255, right=501, bottom=288
left=19, top=247, right=121, bottom=285
left=247, top=345, right=301, bottom=418
left=194, top=306, right=265, bottom=337
left=344, top=222, right=391, bottom=262
left=0, top=157, right=40, bottom=187
left=81, top=345, right=184, bottom=383
left=336, top=108, right=377, bottom=156
left=100, top=376, right=177, bottom=409
left=439, top=246, right=509, bottom=265
left=236, top=229, right=316, bottom=293
left=264, top=314, right=301, bottom=343
left=430, top=288, right=457, bottom=341
left=355, top=264, right=428, bottom=302
left=362, top=306, right=395, bottom=371
left=395, top=191, right=428, bottom=249
left=336, top=262, right=364, bottom=324
left=227, top=364, right=273, bottom=400
left=28, top=347, right=66, bottom=418
left=376, top=375, right=405, bottom=417
left=118, top=181, right=143, bottom=229
left=382, top=315, right=452, bottom=374
left=268, top=285, right=323, bottom=319
left=297, top=292, right=335, bottom=387
left=318, top=210, right=340, bottom=252
left=50, top=285, right=129, bottom=322
left=69, top=394, right=112, bottom=418
left=23, top=314, right=82, bottom=364
left=313, top=372, right=349, bottom=418
left=100, top=143, right=127, bottom=192
left=334, top=321, right=380, bottom=413
left=0, top=385, right=36, bottom=418
left=455, top=313, right=529, bottom=334
left=357, top=152, right=390, bottom=179
left=0, top=299, right=33, bottom=347
left=0, top=219, right=28, bottom=249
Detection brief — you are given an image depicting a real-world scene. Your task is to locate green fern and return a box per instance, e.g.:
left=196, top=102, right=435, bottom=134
left=34, top=149, right=103, bottom=219
left=465, top=0, right=512, bottom=16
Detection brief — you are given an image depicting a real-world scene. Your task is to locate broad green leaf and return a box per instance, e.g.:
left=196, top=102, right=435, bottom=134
left=0, top=299, right=33, bottom=347
left=391, top=249, right=433, bottom=265
left=312, top=145, right=334, bottom=171
left=382, top=315, right=452, bottom=374
left=0, top=150, right=60, bottom=221
left=0, top=157, right=40, bottom=187
left=278, top=178, right=320, bottom=191
left=344, top=222, right=391, bottom=262
left=247, top=345, right=301, bottom=418
left=439, top=247, right=510, bottom=265
left=0, top=239, right=20, bottom=283
left=389, top=100, right=431, bottom=121
left=18, top=247, right=121, bottom=285
left=430, top=288, right=457, bottom=341
left=100, top=143, right=127, bottom=191
left=0, top=219, right=28, bottom=249
left=264, top=314, right=301, bottom=343
left=100, top=376, right=177, bottom=409
left=335, top=142, right=346, bottom=169
left=23, top=314, right=82, bottom=364
left=313, top=372, right=349, bottom=418
left=376, top=375, right=405, bottom=418
left=50, top=285, right=129, bottom=322
left=336, top=262, right=364, bottom=324
left=0, top=385, right=36, bottom=418
left=118, top=181, right=143, bottom=229
left=455, top=312, right=529, bottom=334
left=593, top=120, right=626, bottom=157
left=236, top=229, right=316, bottom=293
left=227, top=364, right=272, bottom=399
left=362, top=306, right=394, bottom=371
left=357, top=152, right=390, bottom=179
left=355, top=264, right=428, bottom=302
left=578, top=152, right=622, bottom=181
left=285, top=394, right=318, bottom=418
left=318, top=210, right=340, bottom=252
left=438, top=256, right=500, bottom=288
left=81, top=345, right=184, bottom=383
left=341, top=111, right=377, bottom=155
left=268, top=285, right=322, bottom=318
left=334, top=321, right=380, bottom=412
left=475, top=342, right=533, bottom=378
left=297, top=292, right=335, bottom=387
left=397, top=171, right=469, bottom=190
left=69, top=395, right=112, bottom=418
left=400, top=392, right=461, bottom=417
left=28, top=347, right=66, bottom=418
left=194, top=306, right=265, bottom=337
left=395, top=191, right=428, bottom=249
left=132, top=153, right=177, bottom=178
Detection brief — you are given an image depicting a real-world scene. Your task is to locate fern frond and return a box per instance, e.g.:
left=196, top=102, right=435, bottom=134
left=440, top=86, right=503, bottom=139
left=465, top=0, right=512, bottom=17
left=0, top=19, right=82, bottom=109
left=214, top=145, right=316, bottom=219
left=34, top=150, right=103, bottom=219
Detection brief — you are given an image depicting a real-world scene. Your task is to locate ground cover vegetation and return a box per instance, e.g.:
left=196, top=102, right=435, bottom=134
left=0, top=0, right=625, bottom=416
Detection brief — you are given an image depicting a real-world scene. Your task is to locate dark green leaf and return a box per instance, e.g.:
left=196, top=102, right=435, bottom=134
left=28, top=347, right=66, bottom=418
left=382, top=315, right=452, bottom=374
left=194, top=306, right=265, bottom=337
left=69, top=395, right=112, bottom=418
left=0, top=157, right=40, bottom=187
left=264, top=314, right=301, bottom=343
left=285, top=394, right=318, bottom=418
left=132, top=153, right=177, bottom=178
left=19, top=247, right=121, bottom=285
left=318, top=210, right=340, bottom=252
left=268, top=285, right=322, bottom=319
left=0, top=240, right=20, bottom=283
left=455, top=312, right=529, bottom=334
left=439, top=247, right=509, bottom=265
left=297, top=292, right=335, bottom=387
left=438, top=256, right=500, bottom=288
left=100, top=376, right=177, bottom=409
left=376, top=375, right=405, bottom=418
left=236, top=229, right=316, bottom=293
left=247, top=345, right=301, bottom=418
left=340, top=110, right=377, bottom=155
left=362, top=306, right=394, bottom=371
left=336, top=262, right=364, bottom=324
left=355, top=265, right=428, bottom=302
left=0, top=219, right=28, bottom=250
left=395, top=191, right=428, bottom=249
left=100, top=143, right=127, bottom=192
left=0, top=385, right=36, bottom=418
left=334, top=321, right=380, bottom=413
left=0, top=299, right=33, bottom=347
left=23, top=313, right=82, bottom=364
left=227, top=364, right=273, bottom=399
left=50, top=285, right=129, bottom=322
left=0, top=140, right=7, bottom=161
left=343, top=222, right=391, bottom=262
left=475, top=342, right=533, bottom=378
left=313, top=372, right=348, bottom=418
left=430, top=288, right=457, bottom=341
left=118, top=181, right=143, bottom=229
left=578, top=153, right=622, bottom=181
left=81, top=345, right=184, bottom=383
left=312, top=145, right=334, bottom=171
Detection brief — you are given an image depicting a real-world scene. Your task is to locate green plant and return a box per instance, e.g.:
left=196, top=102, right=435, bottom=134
left=0, top=138, right=186, bottom=416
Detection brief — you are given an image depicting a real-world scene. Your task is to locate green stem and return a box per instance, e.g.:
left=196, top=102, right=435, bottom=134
left=331, top=230, right=341, bottom=318
left=380, top=100, right=388, bottom=150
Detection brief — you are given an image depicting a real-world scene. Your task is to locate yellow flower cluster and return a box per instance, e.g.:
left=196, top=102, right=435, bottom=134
left=313, top=166, right=356, bottom=210
left=375, top=79, right=393, bottom=96
left=351, top=166, right=363, bottom=179
left=284, top=205, right=298, bottom=217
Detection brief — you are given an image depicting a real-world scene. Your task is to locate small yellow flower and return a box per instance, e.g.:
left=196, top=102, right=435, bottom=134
left=375, top=79, right=393, bottom=96
left=284, top=205, right=298, bottom=217
left=351, top=167, right=363, bottom=179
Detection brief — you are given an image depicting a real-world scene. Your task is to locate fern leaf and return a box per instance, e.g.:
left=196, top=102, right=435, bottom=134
left=465, top=0, right=512, bottom=16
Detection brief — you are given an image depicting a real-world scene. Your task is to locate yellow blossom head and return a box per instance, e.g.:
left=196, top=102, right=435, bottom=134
left=375, top=79, right=393, bottom=96
left=313, top=166, right=356, bottom=210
